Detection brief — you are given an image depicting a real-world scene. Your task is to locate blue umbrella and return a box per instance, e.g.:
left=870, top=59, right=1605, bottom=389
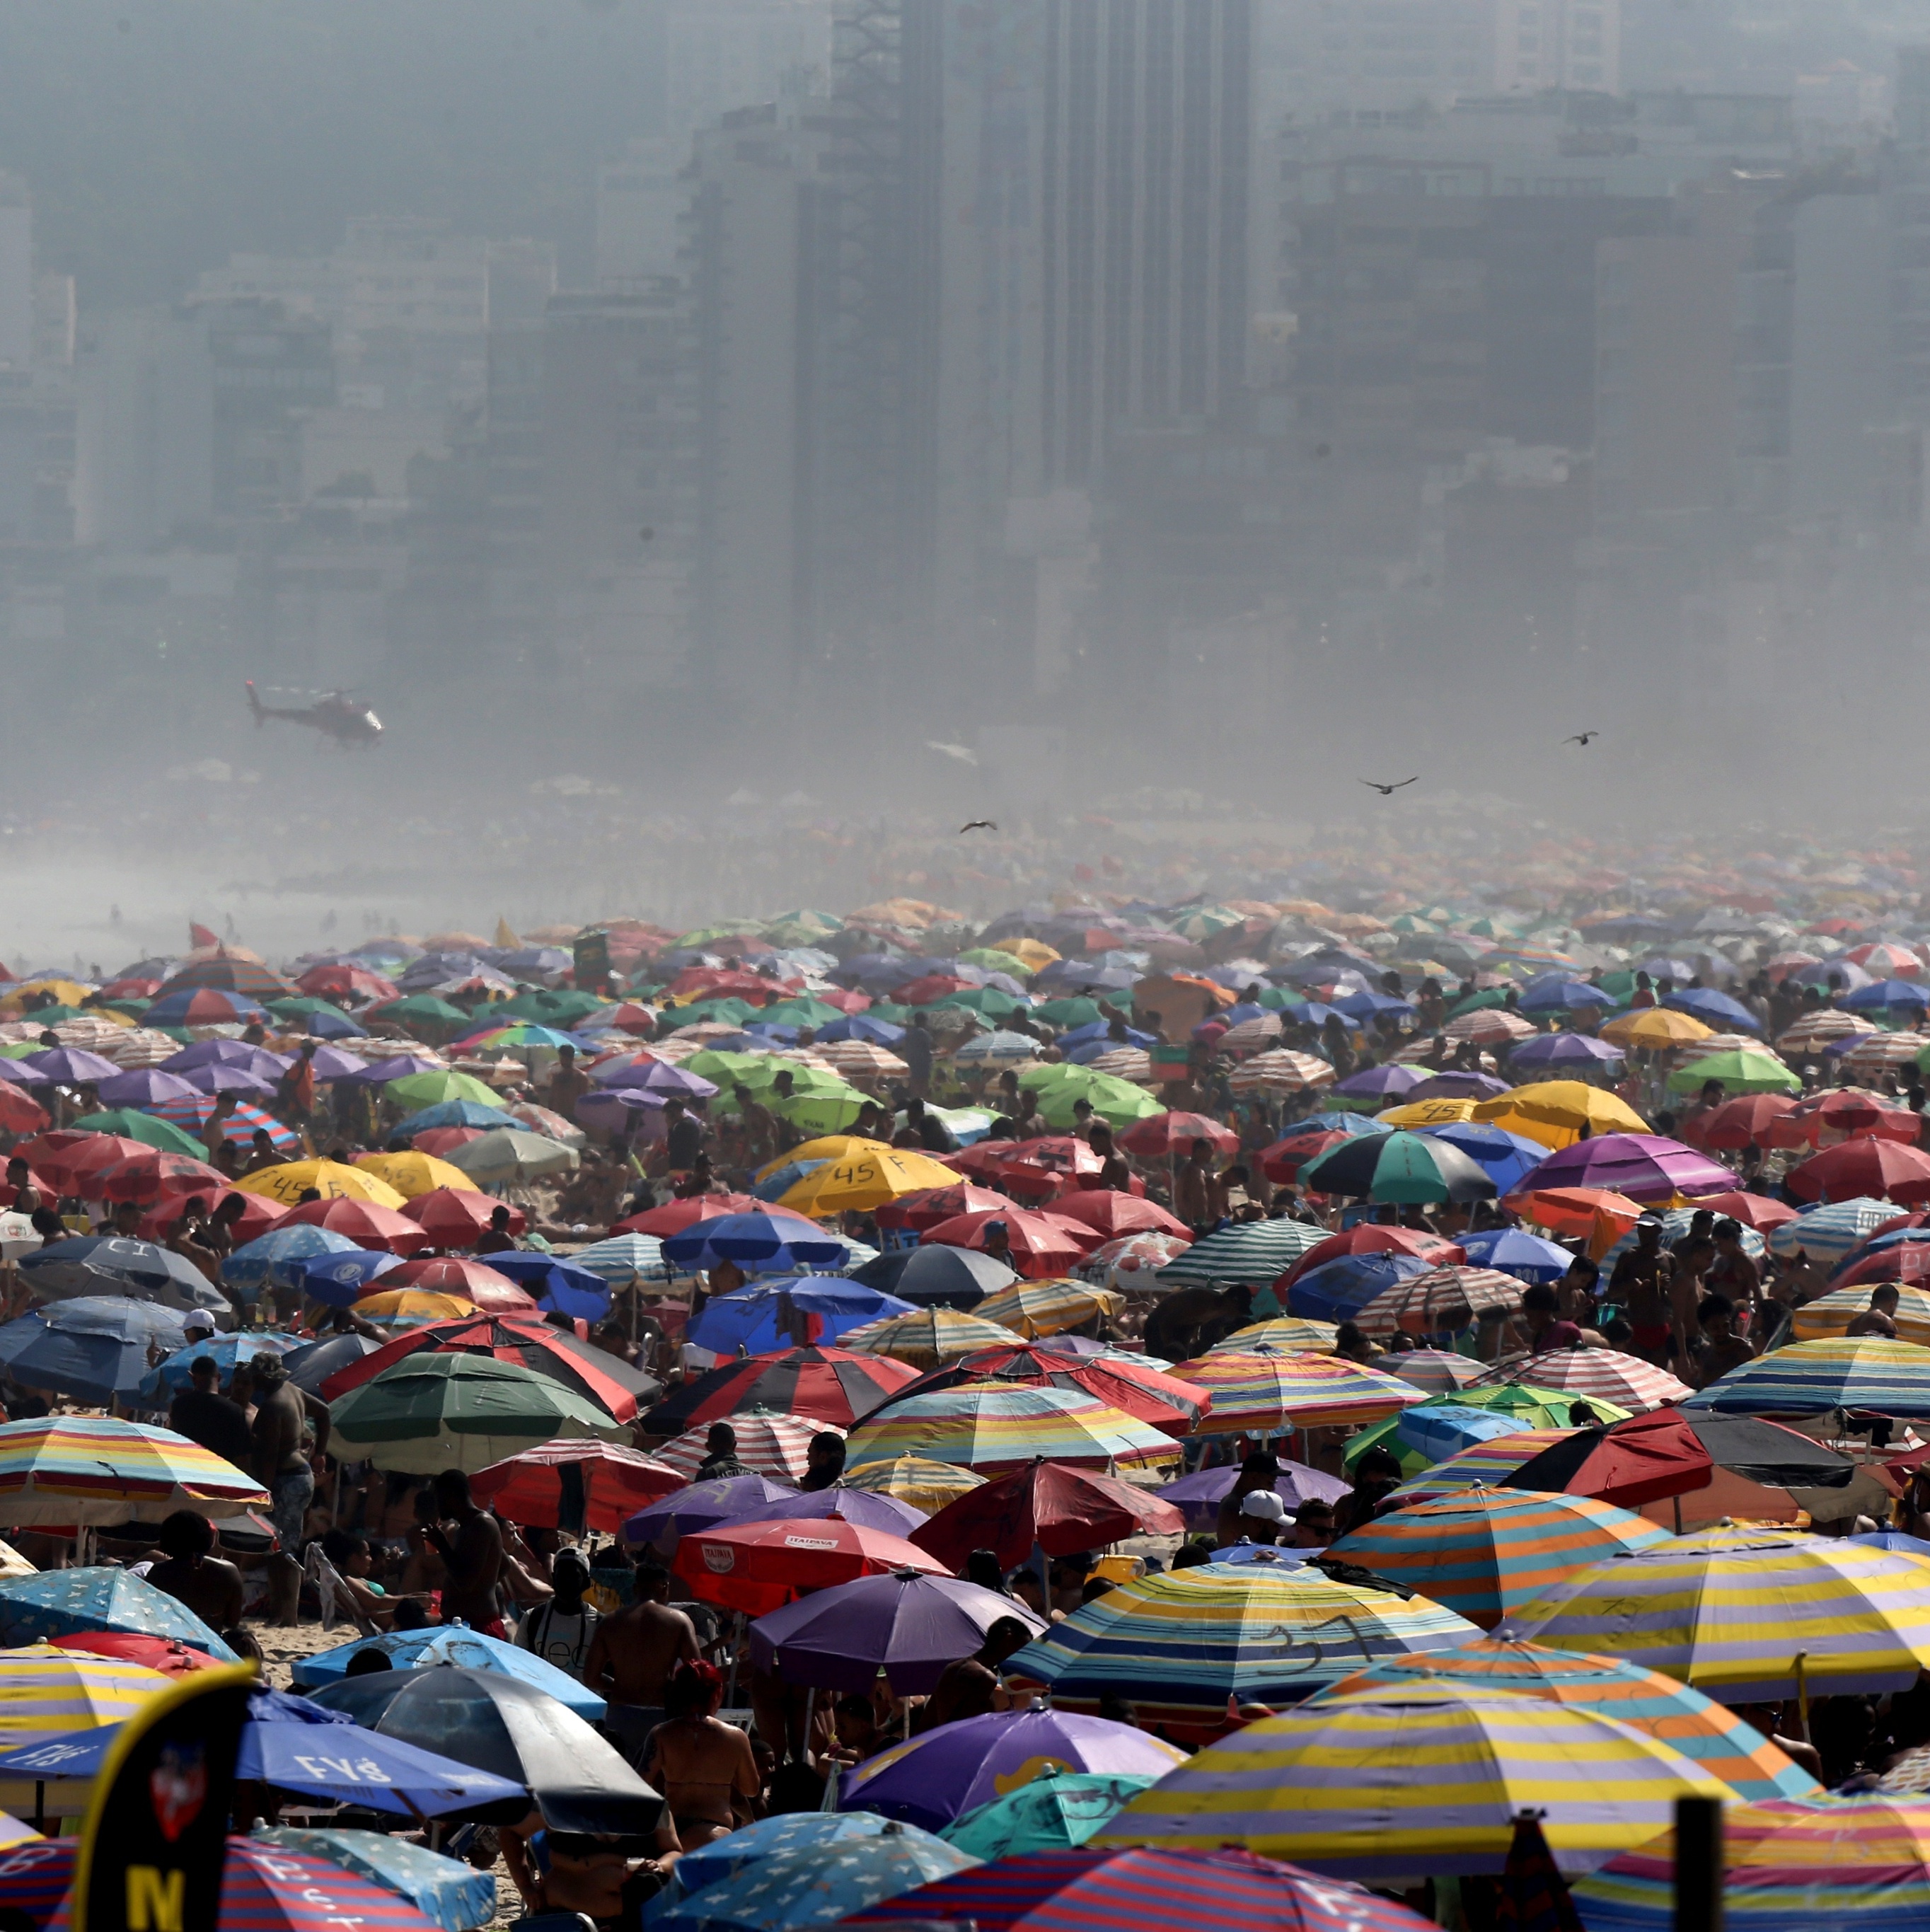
left=480, top=1252, right=612, bottom=1321
left=1516, top=978, right=1619, bottom=1016
left=20, top=1237, right=229, bottom=1316
left=1455, top=1227, right=1576, bottom=1284
left=139, top=1331, right=305, bottom=1400
left=1660, top=988, right=1762, bottom=1033
left=649, top=1815, right=916, bottom=1926
left=0, top=1566, right=237, bottom=1658
left=224, top=1225, right=365, bottom=1294
left=1334, top=1065, right=1430, bottom=1101
left=95, top=1068, right=200, bottom=1107
left=690, top=1279, right=916, bottom=1356
left=146, top=989, right=265, bottom=1026
left=662, top=1213, right=850, bottom=1273
left=1393, top=1401, right=1529, bottom=1463
left=1851, top=1529, right=1930, bottom=1558
left=752, top=1159, right=831, bottom=1202
left=1842, top=978, right=1930, bottom=1012
left=161, top=1039, right=283, bottom=1072
left=290, top=1624, right=606, bottom=1717
left=300, top=1007, right=369, bottom=1039
left=1284, top=1251, right=1431, bottom=1324
left=253, top=1830, right=499, bottom=1932
left=390, top=1099, right=521, bottom=1138
left=817, top=1014, right=907, bottom=1046
left=1282, top=1111, right=1387, bottom=1138
left=625, top=1473, right=799, bottom=1551
left=0, top=1688, right=525, bottom=1821
left=282, top=1329, right=383, bottom=1394
left=0, top=1300, right=190, bottom=1404
left=1330, top=988, right=1415, bottom=1021
left=16, top=1047, right=125, bottom=1084
left=1507, top=1032, right=1626, bottom=1072
left=294, top=1249, right=403, bottom=1308
left=1417, top=1123, right=1554, bottom=1195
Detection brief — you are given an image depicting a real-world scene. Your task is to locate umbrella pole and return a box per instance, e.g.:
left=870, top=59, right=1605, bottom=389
left=30, top=1782, right=41, bottom=1835
left=799, top=1686, right=816, bottom=1766
left=1792, top=1650, right=1810, bottom=1742
left=724, top=1611, right=745, bottom=1708
left=1672, top=1793, right=1722, bottom=1932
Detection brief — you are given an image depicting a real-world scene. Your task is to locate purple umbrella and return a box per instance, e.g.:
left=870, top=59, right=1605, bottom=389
left=839, top=1705, right=1181, bottom=1831
left=577, top=1088, right=665, bottom=1136
left=180, top=1062, right=278, bottom=1097
left=749, top=1573, right=1044, bottom=1694
left=1405, top=1071, right=1511, bottom=1101
left=1507, top=1033, right=1626, bottom=1072
left=1334, top=1064, right=1430, bottom=1100
left=162, top=1039, right=289, bottom=1072
left=302, top=1046, right=373, bottom=1082
left=1513, top=1132, right=1732, bottom=1205
left=0, top=1061, right=49, bottom=1087
left=18, top=1048, right=121, bottom=1084
left=337, top=1053, right=445, bottom=1085
left=623, top=1472, right=799, bottom=1552
left=724, top=1485, right=928, bottom=1540
left=599, top=1058, right=718, bottom=1099
left=1155, top=1460, right=1350, bottom=1531
left=96, top=1068, right=200, bottom=1107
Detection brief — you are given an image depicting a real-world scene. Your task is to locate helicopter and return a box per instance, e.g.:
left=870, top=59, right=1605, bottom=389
left=244, top=680, right=383, bottom=746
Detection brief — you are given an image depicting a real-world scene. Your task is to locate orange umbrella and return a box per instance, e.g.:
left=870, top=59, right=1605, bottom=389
left=1509, top=1186, right=1646, bottom=1260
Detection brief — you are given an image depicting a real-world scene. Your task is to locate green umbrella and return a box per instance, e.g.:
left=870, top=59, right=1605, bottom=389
left=756, top=998, right=848, bottom=1030
left=67, top=1110, right=206, bottom=1155
left=1343, top=1383, right=1631, bottom=1474
left=1156, top=1217, right=1328, bottom=1289
left=663, top=997, right=759, bottom=1031
left=772, top=1084, right=872, bottom=1135
left=376, top=995, right=470, bottom=1034
left=867, top=1001, right=912, bottom=1024
left=1302, top=1129, right=1496, bottom=1204
left=761, top=909, right=842, bottom=942
left=0, top=1043, right=38, bottom=1060
left=932, top=987, right=1027, bottom=1020
left=959, top=948, right=1035, bottom=981
left=499, top=990, right=608, bottom=1026
left=683, top=1048, right=773, bottom=1089
left=1033, top=997, right=1104, bottom=1029
left=11, top=1004, right=88, bottom=1025
left=385, top=1070, right=500, bottom=1109
left=1448, top=989, right=1513, bottom=1017
left=1256, top=986, right=1308, bottom=1012
left=1665, top=1049, right=1799, bottom=1095
left=942, top=1770, right=1157, bottom=1859
left=100, top=999, right=151, bottom=1018
left=328, top=1353, right=627, bottom=1474
left=267, top=996, right=347, bottom=1020
left=1016, top=1063, right=1162, bottom=1130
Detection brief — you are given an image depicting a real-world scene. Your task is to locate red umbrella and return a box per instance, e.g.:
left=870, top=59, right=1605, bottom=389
left=49, top=1631, right=221, bottom=1677
left=97, top=1150, right=229, bottom=1203
left=96, top=977, right=162, bottom=1001
left=1693, top=1190, right=1797, bottom=1235
left=942, top=1143, right=1026, bottom=1184
left=876, top=1183, right=1015, bottom=1233
left=888, top=1343, right=1212, bottom=1438
left=296, top=962, right=398, bottom=1001
left=1680, top=1093, right=1798, bottom=1153
left=642, top=1346, right=920, bottom=1433
left=318, top=1314, right=647, bottom=1423
left=1833, top=1243, right=1930, bottom=1291
left=1259, top=1130, right=1357, bottom=1184
left=411, top=1127, right=486, bottom=1158
left=138, top=1186, right=289, bottom=1244
left=282, top=1197, right=433, bottom=1254
left=816, top=988, right=872, bottom=1014
left=613, top=1192, right=765, bottom=1237
left=399, top=1186, right=526, bottom=1245
left=1117, top=1111, right=1240, bottom=1159
left=383, top=1257, right=539, bottom=1315
left=894, top=975, right=973, bottom=1005
left=1786, top=1138, right=1930, bottom=1205
left=1047, top=1192, right=1189, bottom=1240
left=920, top=1205, right=1098, bottom=1279
left=1769, top=1087, right=1922, bottom=1150
left=0, top=1081, right=47, bottom=1136
left=1278, top=1224, right=1465, bottom=1292
left=674, top=1513, right=948, bottom=1615
left=37, top=1133, right=159, bottom=1192
left=470, top=1439, right=682, bottom=1534
left=910, top=1460, right=1185, bottom=1571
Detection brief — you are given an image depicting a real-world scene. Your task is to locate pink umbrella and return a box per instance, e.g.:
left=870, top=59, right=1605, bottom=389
left=1513, top=1133, right=1732, bottom=1205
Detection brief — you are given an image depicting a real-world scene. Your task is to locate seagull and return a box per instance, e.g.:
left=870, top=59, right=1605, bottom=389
left=959, top=819, right=998, bottom=833
left=1360, top=777, right=1418, bottom=796
left=1564, top=731, right=1601, bottom=746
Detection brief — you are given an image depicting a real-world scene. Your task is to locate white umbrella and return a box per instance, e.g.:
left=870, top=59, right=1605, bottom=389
left=446, top=1129, right=579, bottom=1184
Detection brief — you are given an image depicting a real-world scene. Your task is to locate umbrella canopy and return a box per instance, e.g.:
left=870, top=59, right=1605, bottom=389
left=844, top=1386, right=1182, bottom=1473
left=1505, top=1522, right=1930, bottom=1699
left=291, top=1625, right=602, bottom=1716
left=328, top=1354, right=630, bottom=1474
left=748, top=1572, right=1045, bottom=1694
left=1323, top=1487, right=1669, bottom=1629
left=252, top=1830, right=497, bottom=1932
left=691, top=1280, right=916, bottom=1356
left=236, top=1159, right=409, bottom=1208
left=649, top=1813, right=927, bottom=1925
left=224, top=1223, right=367, bottom=1294
left=1469, top=1082, right=1651, bottom=1150
left=838, top=1456, right=985, bottom=1513
left=1685, top=1336, right=1930, bottom=1417
left=972, top=1277, right=1123, bottom=1339
left=909, top=1461, right=1184, bottom=1571
left=671, top=1512, right=949, bottom=1616
left=623, top=1473, right=804, bottom=1552
left=882, top=1343, right=1210, bottom=1438
left=841, top=1706, right=1184, bottom=1833
left=662, top=1209, right=849, bottom=1273
left=918, top=1208, right=1097, bottom=1281
left=401, top=1188, right=526, bottom=1247
left=1094, top=1682, right=1731, bottom=1880
left=1666, top=1048, right=1801, bottom=1096
left=1769, top=1198, right=1901, bottom=1261
left=0, top=1416, right=265, bottom=1527
left=1278, top=1225, right=1464, bottom=1291
left=1165, top=1350, right=1424, bottom=1434
left=1210, top=1318, right=1341, bottom=1356
left=444, top=1128, right=579, bottom=1186
left=0, top=1642, right=170, bottom=1757
left=644, top=1347, right=919, bottom=1434
left=1479, top=1348, right=1692, bottom=1413
left=378, top=1258, right=538, bottom=1317
left=1301, top=1131, right=1498, bottom=1205
left=653, top=1413, right=833, bottom=1483
left=1794, top=1283, right=1930, bottom=1346
left=848, top=1244, right=1019, bottom=1309
left=353, top=1151, right=481, bottom=1202
left=1322, top=1639, right=1820, bottom=1805
left=838, top=1307, right=1025, bottom=1368
left=1153, top=1461, right=1350, bottom=1532
left=0, top=1301, right=192, bottom=1406
left=1352, top=1265, right=1523, bottom=1338
left=1512, top=1134, right=1733, bottom=1205
left=937, top=1775, right=1160, bottom=1862
left=1152, top=1220, right=1327, bottom=1288
left=1788, top=1138, right=1930, bottom=1204
left=0, top=1567, right=236, bottom=1658
left=469, top=1440, right=683, bottom=1534
left=775, top=1146, right=961, bottom=1216
left=18, top=1237, right=230, bottom=1317
left=1005, top=1564, right=1480, bottom=1725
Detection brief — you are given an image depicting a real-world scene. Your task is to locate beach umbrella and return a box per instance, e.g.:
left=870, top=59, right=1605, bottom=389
left=1795, top=1283, right=1930, bottom=1345
left=1094, top=1683, right=1731, bottom=1879
left=1771, top=1086, right=1921, bottom=1148
left=1278, top=1224, right=1464, bottom=1290
left=1769, top=1197, right=1900, bottom=1260
left=444, top=1128, right=578, bottom=1186
left=1228, top=1051, right=1336, bottom=1099
left=1167, top=1348, right=1423, bottom=1434
left=566, top=1232, right=667, bottom=1290
left=643, top=1346, right=919, bottom=1434
left=1789, top=1138, right=1930, bottom=1204
left=691, top=1280, right=915, bottom=1356
left=672, top=1513, right=949, bottom=1616
left=276, top=1197, right=433, bottom=1254
left=1040, top=1193, right=1189, bottom=1243
left=138, top=1329, right=304, bottom=1401
left=1414, top=1123, right=1551, bottom=1195
left=1374, top=1097, right=1477, bottom=1128
left=1511, top=1133, right=1732, bottom=1205
left=971, top=1278, right=1122, bottom=1339
left=1380, top=1348, right=1486, bottom=1394
left=0, top=1642, right=170, bottom=1760
left=251, top=1831, right=498, bottom=1932
left=289, top=1627, right=603, bottom=1717
left=1778, top=1010, right=1878, bottom=1055
left=1153, top=1459, right=1348, bottom=1531
left=1664, top=1048, right=1801, bottom=1097
left=352, top=1151, right=480, bottom=1202
left=889, top=1343, right=1210, bottom=1437
left=710, top=1483, right=927, bottom=1541
left=1684, top=1093, right=1800, bottom=1152
left=472, top=1252, right=611, bottom=1322
left=1353, top=1266, right=1523, bottom=1337
left=1506, top=1522, right=1930, bottom=1699
left=1481, top=1348, right=1692, bottom=1413
left=649, top=1814, right=932, bottom=1924
left=1005, top=1565, right=1479, bottom=1725
left=1152, top=1219, right=1326, bottom=1288
left=662, top=1209, right=848, bottom=1272
left=236, top=1159, right=408, bottom=1208
left=0, top=1416, right=265, bottom=1527
left=918, top=1208, right=1096, bottom=1281
left=1469, top=1082, right=1651, bottom=1149
left=1282, top=1252, right=1433, bottom=1324
left=223, top=1223, right=364, bottom=1294
left=1683, top=1336, right=1930, bottom=1418
left=1387, top=1428, right=1581, bottom=1503
left=621, top=1471, right=802, bottom=1551
left=328, top=1353, right=630, bottom=1474
left=1117, top=1112, right=1240, bottom=1159
left=377, top=1258, right=536, bottom=1317
left=937, top=1775, right=1160, bottom=1862
left=1508, top=1186, right=1647, bottom=1256
left=1324, top=1487, right=1669, bottom=1629
left=1014, top=1065, right=1162, bottom=1130
left=0, top=1300, right=193, bottom=1406
left=841, top=1705, right=1184, bottom=1832
left=1662, top=988, right=1762, bottom=1032
left=775, top=1146, right=959, bottom=1217
left=1075, top=1231, right=1193, bottom=1293
left=150, top=1094, right=299, bottom=1151
left=18, top=1236, right=230, bottom=1317
left=290, top=1248, right=404, bottom=1309
left=652, top=1413, right=833, bottom=1483
left=0, top=1568, right=236, bottom=1659
left=1508, top=1034, right=1626, bottom=1075
left=838, top=1307, right=1024, bottom=1367
left=352, top=1288, right=478, bottom=1326
left=1301, top=1131, right=1498, bottom=1205
left=839, top=1456, right=984, bottom=1512
left=843, top=1385, right=1182, bottom=1474
left=469, top=1440, right=682, bottom=1534
left=1210, top=1317, right=1339, bottom=1355
left=848, top=1245, right=1018, bottom=1307
left=908, top=1461, right=1184, bottom=1571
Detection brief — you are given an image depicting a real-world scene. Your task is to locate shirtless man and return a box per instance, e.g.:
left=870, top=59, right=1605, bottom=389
left=1610, top=1218, right=1672, bottom=1367
left=546, top=1045, right=591, bottom=1120
left=920, top=1616, right=1032, bottom=1730
left=583, top=1556, right=699, bottom=1767
left=426, top=1469, right=505, bottom=1634
left=1847, top=1284, right=1902, bottom=1338
left=250, top=1357, right=323, bottom=1624
left=144, top=1510, right=245, bottom=1631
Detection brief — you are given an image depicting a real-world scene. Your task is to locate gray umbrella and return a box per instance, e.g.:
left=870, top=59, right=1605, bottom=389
left=19, top=1237, right=233, bottom=1319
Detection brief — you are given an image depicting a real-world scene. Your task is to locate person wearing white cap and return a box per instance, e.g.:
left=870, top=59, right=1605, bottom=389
left=1236, top=1489, right=1289, bottom=1548
left=183, top=1311, right=216, bottom=1341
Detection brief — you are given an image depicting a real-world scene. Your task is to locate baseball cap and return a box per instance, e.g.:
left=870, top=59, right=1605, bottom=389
left=183, top=1312, right=216, bottom=1336
left=1240, top=1491, right=1289, bottom=1525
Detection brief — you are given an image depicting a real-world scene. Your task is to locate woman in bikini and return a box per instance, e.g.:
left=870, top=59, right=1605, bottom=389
left=640, top=1662, right=762, bottom=1848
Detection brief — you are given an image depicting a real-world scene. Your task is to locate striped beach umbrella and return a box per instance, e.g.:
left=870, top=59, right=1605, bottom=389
left=0, top=1642, right=170, bottom=1752
left=838, top=1455, right=986, bottom=1513
left=973, top=1278, right=1123, bottom=1340
left=1683, top=1336, right=1930, bottom=1419
left=1095, top=1683, right=1732, bottom=1879
left=1154, top=1220, right=1327, bottom=1289
left=1506, top=1523, right=1930, bottom=1699
left=643, top=1347, right=919, bottom=1433
left=1776, top=1011, right=1878, bottom=1055
left=653, top=1412, right=838, bottom=1483
left=843, top=1386, right=1181, bottom=1474
left=1478, top=1348, right=1692, bottom=1414
left=1323, top=1638, right=1820, bottom=1804
left=1004, top=1563, right=1479, bottom=1725
left=838, top=1308, right=1024, bottom=1369
left=0, top=1416, right=267, bottom=1526
left=1209, top=1318, right=1340, bottom=1356
left=1794, top=1284, right=1930, bottom=1346
left=1840, top=1033, right=1930, bottom=1080
left=1573, top=1795, right=1930, bottom=1932
left=150, top=1094, right=300, bottom=1150
left=1769, top=1198, right=1899, bottom=1261
left=1323, top=1488, right=1670, bottom=1629
left=1385, top=1348, right=1488, bottom=1396
left=1166, top=1349, right=1426, bottom=1435
left=1228, top=1051, right=1336, bottom=1099
left=1446, top=1010, right=1540, bottom=1047
left=1353, top=1266, right=1524, bottom=1338
left=1386, top=1428, right=1580, bottom=1503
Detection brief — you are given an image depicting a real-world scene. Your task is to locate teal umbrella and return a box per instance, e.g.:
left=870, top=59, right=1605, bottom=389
left=251, top=1829, right=497, bottom=1932
left=941, top=1769, right=1156, bottom=1860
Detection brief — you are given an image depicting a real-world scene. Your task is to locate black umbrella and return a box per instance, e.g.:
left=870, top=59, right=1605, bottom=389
left=19, top=1237, right=232, bottom=1318
left=282, top=1331, right=383, bottom=1394
left=308, top=1666, right=661, bottom=1835
left=847, top=1244, right=1017, bottom=1309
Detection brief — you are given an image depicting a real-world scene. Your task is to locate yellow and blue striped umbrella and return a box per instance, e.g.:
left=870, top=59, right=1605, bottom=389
left=1385, top=1428, right=1579, bottom=1503
left=836, top=1454, right=986, bottom=1513
left=1208, top=1318, right=1339, bottom=1356
left=1324, top=1488, right=1670, bottom=1629
left=0, top=1644, right=170, bottom=1747
left=1166, top=1349, right=1426, bottom=1435
left=1794, top=1285, right=1930, bottom=1348
left=1002, top=1561, right=1479, bottom=1727
left=1095, top=1682, right=1733, bottom=1880
left=843, top=1385, right=1182, bottom=1472
left=837, top=1309, right=1018, bottom=1369
left=1684, top=1336, right=1930, bottom=1420
left=1506, top=1523, right=1930, bottom=1699
left=1321, top=1638, right=1820, bottom=1804
left=973, top=1278, right=1124, bottom=1339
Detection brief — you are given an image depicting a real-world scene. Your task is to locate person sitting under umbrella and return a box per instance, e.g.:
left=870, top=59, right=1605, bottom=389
left=918, top=1615, right=1035, bottom=1733
left=640, top=1660, right=761, bottom=1848
left=143, top=1508, right=244, bottom=1631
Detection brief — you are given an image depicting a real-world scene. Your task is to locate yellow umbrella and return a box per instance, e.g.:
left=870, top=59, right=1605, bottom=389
left=776, top=1146, right=960, bottom=1216
left=1469, top=1081, right=1651, bottom=1150
left=1210, top=1317, right=1339, bottom=1355
left=236, top=1159, right=408, bottom=1209
left=989, top=937, right=1060, bottom=971
left=838, top=1454, right=986, bottom=1512
left=0, top=981, right=89, bottom=1012
left=755, top=1135, right=893, bottom=1184
left=1377, top=1097, right=1478, bottom=1127
left=352, top=1288, right=475, bottom=1324
left=352, top=1151, right=482, bottom=1201
left=1600, top=1008, right=1714, bottom=1049
left=973, top=1277, right=1124, bottom=1339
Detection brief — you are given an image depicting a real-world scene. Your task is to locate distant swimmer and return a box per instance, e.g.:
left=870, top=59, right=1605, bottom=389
left=959, top=820, right=998, bottom=834
left=1359, top=778, right=1418, bottom=797
left=1564, top=731, right=1601, bottom=746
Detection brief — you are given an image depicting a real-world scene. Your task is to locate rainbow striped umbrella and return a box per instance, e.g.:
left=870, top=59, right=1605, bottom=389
left=1386, top=1428, right=1580, bottom=1503
left=1095, top=1682, right=1732, bottom=1880
left=1324, top=1488, right=1670, bottom=1629
left=1166, top=1349, right=1426, bottom=1435
left=843, top=1387, right=1182, bottom=1473
left=1354, top=1266, right=1523, bottom=1338
left=0, top=1643, right=170, bottom=1749
left=838, top=1309, right=1018, bottom=1368
left=1477, top=1348, right=1691, bottom=1414
left=1573, top=1795, right=1930, bottom=1932
left=973, top=1278, right=1124, bottom=1339
left=1323, top=1638, right=1819, bottom=1803
left=654, top=1412, right=837, bottom=1483
left=0, top=1416, right=267, bottom=1526
left=838, top=1455, right=986, bottom=1513
left=1682, top=1337, right=1930, bottom=1419
left=1002, top=1562, right=1479, bottom=1725
left=150, top=1094, right=299, bottom=1150
left=1795, top=1286, right=1930, bottom=1347
left=1209, top=1318, right=1340, bottom=1356
left=1505, top=1523, right=1930, bottom=1699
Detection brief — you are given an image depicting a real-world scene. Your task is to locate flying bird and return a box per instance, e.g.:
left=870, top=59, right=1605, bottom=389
left=1564, top=731, right=1600, bottom=746
left=1359, top=777, right=1418, bottom=796
left=959, top=819, right=998, bottom=834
